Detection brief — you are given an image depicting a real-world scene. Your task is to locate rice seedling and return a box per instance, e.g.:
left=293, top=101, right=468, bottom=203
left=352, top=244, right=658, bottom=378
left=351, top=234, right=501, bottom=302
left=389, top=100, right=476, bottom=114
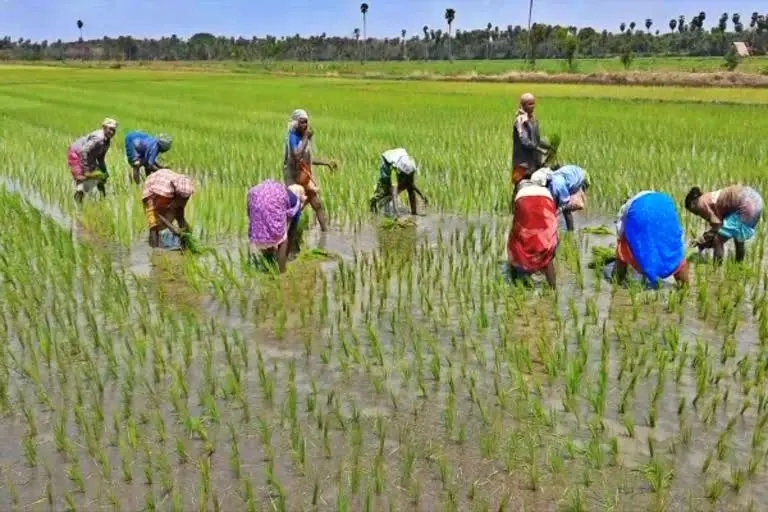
left=0, top=66, right=767, bottom=510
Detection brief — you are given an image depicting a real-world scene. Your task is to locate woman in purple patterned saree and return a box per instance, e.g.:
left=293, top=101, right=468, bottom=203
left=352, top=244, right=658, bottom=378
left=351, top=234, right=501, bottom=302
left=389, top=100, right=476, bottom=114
left=247, top=180, right=307, bottom=273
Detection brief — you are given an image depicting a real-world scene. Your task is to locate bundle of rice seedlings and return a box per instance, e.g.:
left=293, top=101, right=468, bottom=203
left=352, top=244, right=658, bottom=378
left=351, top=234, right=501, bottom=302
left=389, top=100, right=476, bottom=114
left=582, top=225, right=613, bottom=236
left=588, top=244, right=702, bottom=269
left=588, top=245, right=617, bottom=269
left=379, top=216, right=417, bottom=230
left=84, top=171, right=107, bottom=181
left=540, top=133, right=562, bottom=167
left=298, top=248, right=341, bottom=262
left=180, top=231, right=213, bottom=255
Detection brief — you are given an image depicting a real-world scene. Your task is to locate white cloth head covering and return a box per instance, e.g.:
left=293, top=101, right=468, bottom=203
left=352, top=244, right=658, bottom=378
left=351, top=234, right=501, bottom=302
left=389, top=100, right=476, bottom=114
left=395, top=154, right=418, bottom=175
left=102, top=117, right=118, bottom=129
left=287, top=184, right=307, bottom=205
left=288, top=109, right=309, bottom=131
left=530, top=167, right=553, bottom=187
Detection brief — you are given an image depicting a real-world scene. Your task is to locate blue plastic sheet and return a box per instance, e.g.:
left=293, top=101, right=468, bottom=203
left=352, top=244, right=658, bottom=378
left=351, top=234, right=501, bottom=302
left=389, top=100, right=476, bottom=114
left=159, top=229, right=182, bottom=251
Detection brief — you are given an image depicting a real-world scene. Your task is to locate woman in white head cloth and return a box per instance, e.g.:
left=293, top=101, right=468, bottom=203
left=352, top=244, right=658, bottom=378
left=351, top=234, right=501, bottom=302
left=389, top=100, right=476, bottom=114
left=68, top=117, right=119, bottom=203
left=283, top=109, right=338, bottom=232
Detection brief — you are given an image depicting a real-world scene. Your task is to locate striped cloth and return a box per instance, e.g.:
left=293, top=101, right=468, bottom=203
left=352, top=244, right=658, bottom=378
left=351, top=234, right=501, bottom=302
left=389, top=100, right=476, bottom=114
left=141, top=169, right=195, bottom=200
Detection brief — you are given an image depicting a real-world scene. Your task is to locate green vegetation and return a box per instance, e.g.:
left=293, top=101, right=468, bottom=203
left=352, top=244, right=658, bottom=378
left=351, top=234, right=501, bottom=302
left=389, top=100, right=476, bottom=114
left=2, top=10, right=768, bottom=64
left=0, top=67, right=767, bottom=509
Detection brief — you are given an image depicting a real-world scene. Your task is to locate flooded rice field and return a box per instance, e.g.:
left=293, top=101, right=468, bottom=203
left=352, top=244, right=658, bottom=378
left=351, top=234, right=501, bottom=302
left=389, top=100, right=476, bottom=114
left=1, top=182, right=767, bottom=512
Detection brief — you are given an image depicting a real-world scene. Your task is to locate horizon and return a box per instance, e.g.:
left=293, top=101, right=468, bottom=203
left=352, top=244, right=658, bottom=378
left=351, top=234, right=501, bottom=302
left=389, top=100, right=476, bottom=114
left=0, top=0, right=765, bottom=43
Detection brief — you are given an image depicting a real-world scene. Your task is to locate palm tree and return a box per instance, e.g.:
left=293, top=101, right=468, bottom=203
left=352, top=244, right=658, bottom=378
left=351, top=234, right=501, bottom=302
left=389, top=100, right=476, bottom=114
left=619, top=22, right=626, bottom=33
left=359, top=3, right=368, bottom=62
left=669, top=19, right=677, bottom=32
left=645, top=19, right=652, bottom=31
left=750, top=12, right=758, bottom=29
left=76, top=19, right=84, bottom=41
left=629, top=21, right=636, bottom=32
left=718, top=13, right=728, bottom=32
left=486, top=22, right=492, bottom=59
left=353, top=28, right=361, bottom=62
left=422, top=25, right=430, bottom=60
left=444, top=8, right=455, bottom=61
left=526, top=0, right=534, bottom=62
left=401, top=29, right=407, bottom=60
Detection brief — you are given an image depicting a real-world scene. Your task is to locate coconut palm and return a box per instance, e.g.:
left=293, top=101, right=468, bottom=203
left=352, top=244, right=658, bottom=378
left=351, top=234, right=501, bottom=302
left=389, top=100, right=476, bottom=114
left=444, top=8, right=455, bottom=61
left=401, top=29, right=407, bottom=59
left=526, top=0, right=534, bottom=61
left=422, top=25, right=429, bottom=60
left=360, top=3, right=369, bottom=62
left=669, top=19, right=677, bottom=32
left=76, top=20, right=84, bottom=41
left=645, top=19, right=652, bottom=31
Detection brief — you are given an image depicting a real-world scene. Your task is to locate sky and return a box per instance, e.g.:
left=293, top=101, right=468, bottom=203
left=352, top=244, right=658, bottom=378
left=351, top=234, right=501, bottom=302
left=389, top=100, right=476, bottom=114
left=0, top=0, right=764, bottom=43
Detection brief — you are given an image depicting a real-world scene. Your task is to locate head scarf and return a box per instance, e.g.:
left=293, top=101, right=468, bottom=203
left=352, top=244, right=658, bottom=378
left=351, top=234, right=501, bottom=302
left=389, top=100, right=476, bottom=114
left=102, top=118, right=118, bottom=130
left=530, top=167, right=553, bottom=187
left=288, top=109, right=309, bottom=131
left=287, top=184, right=307, bottom=205
left=287, top=109, right=313, bottom=152
left=157, top=134, right=173, bottom=152
left=395, top=154, right=418, bottom=175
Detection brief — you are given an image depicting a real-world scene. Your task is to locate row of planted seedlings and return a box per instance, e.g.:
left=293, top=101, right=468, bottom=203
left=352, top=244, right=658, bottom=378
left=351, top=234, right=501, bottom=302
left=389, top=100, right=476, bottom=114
left=6, top=150, right=768, bottom=509
left=140, top=207, right=768, bottom=509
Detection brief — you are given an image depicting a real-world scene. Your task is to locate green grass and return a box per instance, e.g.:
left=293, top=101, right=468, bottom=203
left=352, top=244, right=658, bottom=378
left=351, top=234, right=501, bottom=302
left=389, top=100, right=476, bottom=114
left=11, top=54, right=768, bottom=75
left=0, top=67, right=767, bottom=510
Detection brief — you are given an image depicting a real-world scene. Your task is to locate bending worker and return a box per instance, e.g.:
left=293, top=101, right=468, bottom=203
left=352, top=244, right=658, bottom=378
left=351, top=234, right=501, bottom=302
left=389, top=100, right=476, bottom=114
left=125, top=131, right=173, bottom=184
left=612, top=190, right=689, bottom=288
left=67, top=118, right=118, bottom=203
left=506, top=178, right=559, bottom=289
left=369, top=147, right=423, bottom=217
left=142, top=169, right=195, bottom=249
left=531, top=164, right=590, bottom=231
left=685, top=185, right=764, bottom=264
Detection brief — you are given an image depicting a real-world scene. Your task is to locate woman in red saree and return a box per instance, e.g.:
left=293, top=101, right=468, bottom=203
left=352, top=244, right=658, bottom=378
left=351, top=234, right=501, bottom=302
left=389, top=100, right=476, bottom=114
left=506, top=180, right=559, bottom=288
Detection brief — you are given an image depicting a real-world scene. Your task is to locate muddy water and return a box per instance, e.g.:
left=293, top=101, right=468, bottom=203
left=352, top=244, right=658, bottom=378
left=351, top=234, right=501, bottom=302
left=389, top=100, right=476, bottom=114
left=1, top=182, right=766, bottom=510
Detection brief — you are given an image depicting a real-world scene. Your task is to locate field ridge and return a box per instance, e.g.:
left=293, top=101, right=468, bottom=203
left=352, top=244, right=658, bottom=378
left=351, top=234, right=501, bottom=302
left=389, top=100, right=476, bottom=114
left=4, top=59, right=768, bottom=88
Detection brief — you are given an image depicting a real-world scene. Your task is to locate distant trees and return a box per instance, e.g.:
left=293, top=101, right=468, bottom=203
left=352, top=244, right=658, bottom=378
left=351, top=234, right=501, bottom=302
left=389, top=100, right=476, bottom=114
left=2, top=10, right=767, bottom=63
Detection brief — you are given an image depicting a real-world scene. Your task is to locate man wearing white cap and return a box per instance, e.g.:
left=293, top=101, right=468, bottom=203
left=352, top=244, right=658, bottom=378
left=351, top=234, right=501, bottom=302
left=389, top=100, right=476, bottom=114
left=369, top=148, right=421, bottom=216
left=67, top=118, right=118, bottom=203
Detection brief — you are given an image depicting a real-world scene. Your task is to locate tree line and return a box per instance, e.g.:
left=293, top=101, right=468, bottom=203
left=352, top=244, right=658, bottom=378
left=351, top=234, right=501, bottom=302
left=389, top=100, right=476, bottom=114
left=2, top=8, right=767, bottom=65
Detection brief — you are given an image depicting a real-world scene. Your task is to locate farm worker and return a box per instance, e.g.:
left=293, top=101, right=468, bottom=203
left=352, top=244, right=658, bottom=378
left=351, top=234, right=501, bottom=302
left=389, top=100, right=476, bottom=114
left=247, top=180, right=307, bottom=273
left=506, top=179, right=559, bottom=289
left=369, top=148, right=423, bottom=216
left=67, top=118, right=118, bottom=203
left=124, top=131, right=173, bottom=184
left=141, top=169, right=195, bottom=249
left=613, top=191, right=689, bottom=288
left=511, top=93, right=551, bottom=189
left=283, top=109, right=338, bottom=232
left=531, top=164, right=590, bottom=232
left=685, top=185, right=764, bottom=264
